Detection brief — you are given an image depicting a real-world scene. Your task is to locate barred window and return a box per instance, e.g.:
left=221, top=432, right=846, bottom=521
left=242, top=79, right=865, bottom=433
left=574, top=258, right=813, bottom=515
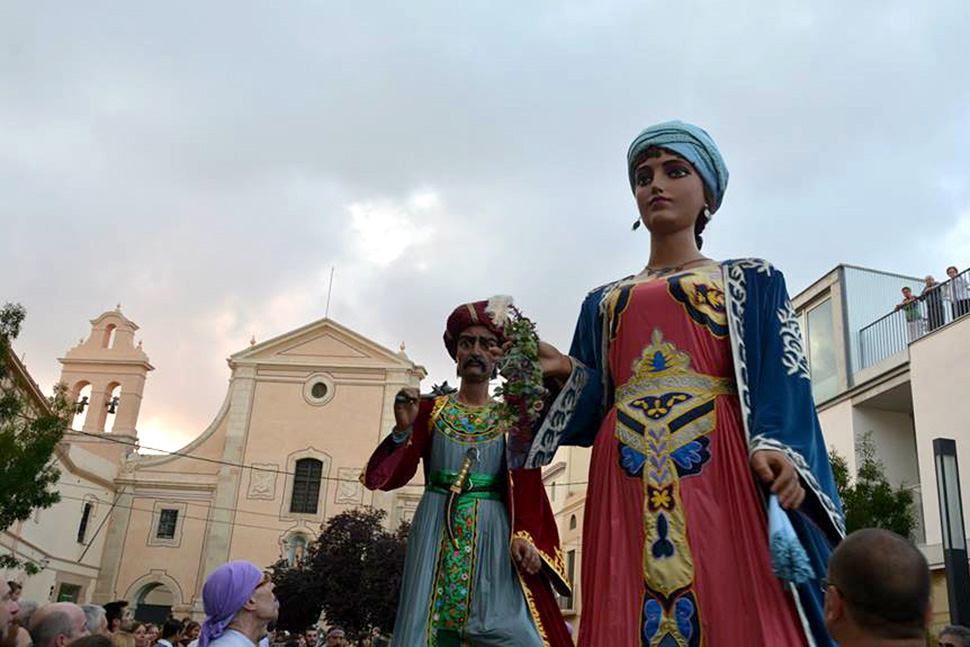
left=156, top=509, right=179, bottom=539
left=77, top=502, right=93, bottom=544
left=290, top=458, right=323, bottom=514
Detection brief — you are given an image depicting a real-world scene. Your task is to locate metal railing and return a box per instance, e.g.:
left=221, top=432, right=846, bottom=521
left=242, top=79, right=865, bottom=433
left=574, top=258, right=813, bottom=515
left=859, top=267, right=970, bottom=370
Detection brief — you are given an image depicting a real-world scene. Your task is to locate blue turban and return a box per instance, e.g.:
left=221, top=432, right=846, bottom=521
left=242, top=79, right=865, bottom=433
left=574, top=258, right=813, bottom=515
left=626, top=120, right=729, bottom=213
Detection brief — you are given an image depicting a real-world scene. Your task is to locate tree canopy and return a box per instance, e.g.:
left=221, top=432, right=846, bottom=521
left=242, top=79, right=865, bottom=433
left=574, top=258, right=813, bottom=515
left=271, top=508, right=410, bottom=641
left=0, top=303, right=71, bottom=573
left=830, top=432, right=918, bottom=539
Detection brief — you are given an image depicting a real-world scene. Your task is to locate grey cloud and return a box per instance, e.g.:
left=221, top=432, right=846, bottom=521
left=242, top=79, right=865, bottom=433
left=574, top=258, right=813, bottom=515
left=4, top=0, right=969, bottom=448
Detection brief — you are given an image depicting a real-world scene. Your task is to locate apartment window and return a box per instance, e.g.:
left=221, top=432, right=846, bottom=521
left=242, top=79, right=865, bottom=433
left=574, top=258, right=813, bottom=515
left=807, top=298, right=839, bottom=403
left=569, top=515, right=577, bottom=530
left=156, top=509, right=179, bottom=539
left=77, top=502, right=93, bottom=544
left=290, top=458, right=323, bottom=514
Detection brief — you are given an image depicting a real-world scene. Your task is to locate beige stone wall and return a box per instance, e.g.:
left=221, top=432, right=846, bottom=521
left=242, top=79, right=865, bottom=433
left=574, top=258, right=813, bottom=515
left=96, top=318, right=423, bottom=618
left=545, top=444, right=591, bottom=635
left=226, top=374, right=391, bottom=568
left=930, top=569, right=952, bottom=635
left=111, top=495, right=212, bottom=612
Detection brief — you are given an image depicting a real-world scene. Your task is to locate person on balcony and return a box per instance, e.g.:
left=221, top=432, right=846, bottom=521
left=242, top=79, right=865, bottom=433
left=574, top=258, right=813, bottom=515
left=922, top=275, right=945, bottom=331
left=896, top=287, right=923, bottom=341
left=947, top=266, right=970, bottom=320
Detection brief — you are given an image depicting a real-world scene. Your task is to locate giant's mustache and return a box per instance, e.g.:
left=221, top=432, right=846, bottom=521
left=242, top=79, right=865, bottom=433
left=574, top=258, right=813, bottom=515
left=461, top=355, right=488, bottom=371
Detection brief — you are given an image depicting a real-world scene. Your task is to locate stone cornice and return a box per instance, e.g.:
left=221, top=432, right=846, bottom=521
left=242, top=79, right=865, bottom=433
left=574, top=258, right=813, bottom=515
left=114, top=477, right=218, bottom=493
left=56, top=357, right=155, bottom=371
left=238, top=358, right=423, bottom=373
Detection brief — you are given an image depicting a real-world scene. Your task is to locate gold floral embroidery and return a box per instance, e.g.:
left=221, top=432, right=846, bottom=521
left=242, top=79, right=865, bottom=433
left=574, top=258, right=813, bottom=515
left=667, top=267, right=729, bottom=337
left=614, top=329, right=734, bottom=596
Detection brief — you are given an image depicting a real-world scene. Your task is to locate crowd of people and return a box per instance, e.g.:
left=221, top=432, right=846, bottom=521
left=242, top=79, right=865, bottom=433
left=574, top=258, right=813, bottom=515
left=0, top=565, right=375, bottom=647
left=1, top=538, right=969, bottom=647
left=896, top=265, right=970, bottom=340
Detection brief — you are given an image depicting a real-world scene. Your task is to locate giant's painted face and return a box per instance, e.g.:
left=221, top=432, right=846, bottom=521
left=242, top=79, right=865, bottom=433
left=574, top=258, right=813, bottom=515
left=633, top=148, right=707, bottom=240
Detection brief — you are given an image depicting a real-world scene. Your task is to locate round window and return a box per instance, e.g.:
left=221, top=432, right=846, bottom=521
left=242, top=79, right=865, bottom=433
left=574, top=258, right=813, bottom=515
left=303, top=374, right=335, bottom=406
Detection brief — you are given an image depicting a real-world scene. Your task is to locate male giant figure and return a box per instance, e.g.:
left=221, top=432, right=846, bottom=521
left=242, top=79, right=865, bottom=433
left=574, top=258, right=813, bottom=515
left=364, top=300, right=571, bottom=647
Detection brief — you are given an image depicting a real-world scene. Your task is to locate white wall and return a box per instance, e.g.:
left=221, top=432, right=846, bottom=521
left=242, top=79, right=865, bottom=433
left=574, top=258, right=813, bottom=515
left=818, top=400, right=857, bottom=475
left=910, top=319, right=970, bottom=548
left=852, top=407, right=919, bottom=487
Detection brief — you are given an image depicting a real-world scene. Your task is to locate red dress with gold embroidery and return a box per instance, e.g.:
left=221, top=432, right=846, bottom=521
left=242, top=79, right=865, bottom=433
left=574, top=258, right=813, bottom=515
left=578, top=263, right=805, bottom=646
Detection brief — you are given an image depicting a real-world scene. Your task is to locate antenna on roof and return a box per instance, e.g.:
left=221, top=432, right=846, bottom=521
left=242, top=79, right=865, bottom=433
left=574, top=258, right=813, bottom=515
left=325, top=266, right=335, bottom=318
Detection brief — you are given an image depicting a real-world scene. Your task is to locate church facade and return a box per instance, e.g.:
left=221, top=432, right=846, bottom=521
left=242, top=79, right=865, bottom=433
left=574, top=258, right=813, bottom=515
left=5, top=308, right=424, bottom=620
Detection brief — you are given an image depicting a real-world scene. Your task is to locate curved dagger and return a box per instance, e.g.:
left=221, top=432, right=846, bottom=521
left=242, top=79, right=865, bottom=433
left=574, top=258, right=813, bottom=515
left=447, top=447, right=479, bottom=549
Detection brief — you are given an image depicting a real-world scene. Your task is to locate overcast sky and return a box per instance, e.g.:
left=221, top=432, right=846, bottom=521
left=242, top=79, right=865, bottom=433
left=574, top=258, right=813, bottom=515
left=4, top=0, right=969, bottom=451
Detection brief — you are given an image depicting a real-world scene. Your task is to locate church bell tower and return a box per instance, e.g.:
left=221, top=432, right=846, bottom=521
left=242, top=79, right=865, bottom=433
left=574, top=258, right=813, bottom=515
left=58, top=306, right=153, bottom=446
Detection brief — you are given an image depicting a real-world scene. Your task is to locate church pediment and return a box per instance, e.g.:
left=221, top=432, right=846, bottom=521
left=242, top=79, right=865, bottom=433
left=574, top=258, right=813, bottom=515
left=230, top=317, right=417, bottom=369
left=278, top=334, right=368, bottom=359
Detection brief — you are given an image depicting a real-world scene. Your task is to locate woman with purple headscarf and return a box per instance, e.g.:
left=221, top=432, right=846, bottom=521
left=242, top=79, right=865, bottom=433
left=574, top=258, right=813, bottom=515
left=197, top=562, right=277, bottom=647
left=518, top=121, right=845, bottom=646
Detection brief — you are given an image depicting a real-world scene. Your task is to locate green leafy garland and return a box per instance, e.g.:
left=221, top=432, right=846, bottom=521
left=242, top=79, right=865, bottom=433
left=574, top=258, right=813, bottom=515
left=492, top=304, right=547, bottom=450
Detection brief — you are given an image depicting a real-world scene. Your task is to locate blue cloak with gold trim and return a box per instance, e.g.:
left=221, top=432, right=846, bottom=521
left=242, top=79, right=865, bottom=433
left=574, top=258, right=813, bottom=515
left=515, top=258, right=845, bottom=647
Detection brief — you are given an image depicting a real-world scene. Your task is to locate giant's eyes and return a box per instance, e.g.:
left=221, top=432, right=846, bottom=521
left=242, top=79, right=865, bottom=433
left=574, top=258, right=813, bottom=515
left=635, top=169, right=653, bottom=187
left=457, top=336, right=498, bottom=350
left=666, top=164, right=690, bottom=178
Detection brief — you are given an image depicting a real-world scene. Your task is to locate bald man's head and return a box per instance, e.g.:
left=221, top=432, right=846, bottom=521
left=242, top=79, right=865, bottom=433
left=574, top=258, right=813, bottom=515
left=826, top=528, right=930, bottom=640
left=30, top=603, right=89, bottom=647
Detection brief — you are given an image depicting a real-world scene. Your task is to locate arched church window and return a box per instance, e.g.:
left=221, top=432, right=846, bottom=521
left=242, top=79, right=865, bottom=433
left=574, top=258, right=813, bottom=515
left=72, top=383, right=92, bottom=430
left=103, top=324, right=117, bottom=349
left=290, top=458, right=323, bottom=514
left=104, top=384, right=121, bottom=432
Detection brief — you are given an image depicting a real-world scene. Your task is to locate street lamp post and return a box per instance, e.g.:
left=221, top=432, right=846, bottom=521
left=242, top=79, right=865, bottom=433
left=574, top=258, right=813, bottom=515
left=934, top=437, right=970, bottom=626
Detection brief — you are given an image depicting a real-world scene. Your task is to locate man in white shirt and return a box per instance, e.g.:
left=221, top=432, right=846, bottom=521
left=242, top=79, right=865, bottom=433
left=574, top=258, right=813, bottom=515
left=197, top=562, right=279, bottom=647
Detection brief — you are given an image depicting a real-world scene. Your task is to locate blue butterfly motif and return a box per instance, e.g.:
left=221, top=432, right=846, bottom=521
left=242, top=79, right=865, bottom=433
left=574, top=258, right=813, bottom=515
left=674, top=596, right=696, bottom=641
left=642, top=598, right=662, bottom=642
left=619, top=444, right=646, bottom=477
left=670, top=438, right=711, bottom=477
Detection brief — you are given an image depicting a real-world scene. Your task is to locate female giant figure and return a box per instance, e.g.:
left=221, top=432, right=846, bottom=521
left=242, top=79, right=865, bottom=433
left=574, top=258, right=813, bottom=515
left=524, top=121, right=844, bottom=646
